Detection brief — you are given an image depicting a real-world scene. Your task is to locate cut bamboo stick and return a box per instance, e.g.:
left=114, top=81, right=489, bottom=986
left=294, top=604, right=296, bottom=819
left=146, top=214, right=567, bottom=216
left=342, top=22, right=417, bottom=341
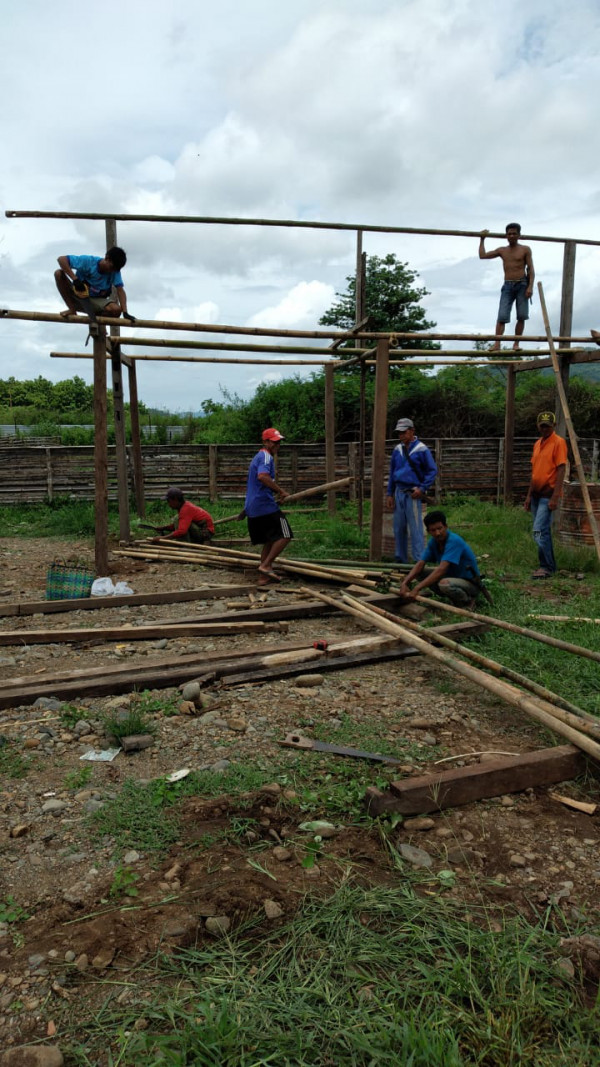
left=538, top=281, right=600, bottom=564
left=527, top=615, right=600, bottom=624
left=403, top=592, right=600, bottom=665
left=304, top=588, right=600, bottom=762
left=343, top=594, right=595, bottom=724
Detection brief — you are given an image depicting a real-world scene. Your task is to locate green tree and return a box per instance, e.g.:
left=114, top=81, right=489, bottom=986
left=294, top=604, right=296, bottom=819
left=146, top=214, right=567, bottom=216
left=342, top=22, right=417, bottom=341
left=319, top=253, right=439, bottom=357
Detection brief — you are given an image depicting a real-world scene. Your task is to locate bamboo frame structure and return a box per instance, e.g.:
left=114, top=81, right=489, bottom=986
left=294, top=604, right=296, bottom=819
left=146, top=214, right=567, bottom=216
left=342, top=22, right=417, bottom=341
left=4, top=209, right=600, bottom=567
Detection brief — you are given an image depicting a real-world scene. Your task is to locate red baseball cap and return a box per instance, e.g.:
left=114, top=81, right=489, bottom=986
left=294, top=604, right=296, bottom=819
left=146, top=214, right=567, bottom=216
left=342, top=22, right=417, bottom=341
left=262, top=427, right=285, bottom=442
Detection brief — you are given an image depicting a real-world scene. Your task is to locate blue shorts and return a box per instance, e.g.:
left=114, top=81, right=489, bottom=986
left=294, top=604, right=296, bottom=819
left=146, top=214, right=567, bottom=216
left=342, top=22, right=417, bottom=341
left=497, top=279, right=529, bottom=324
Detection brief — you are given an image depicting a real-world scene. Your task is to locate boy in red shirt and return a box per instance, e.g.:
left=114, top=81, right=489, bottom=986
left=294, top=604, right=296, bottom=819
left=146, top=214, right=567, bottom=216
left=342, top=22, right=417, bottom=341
left=154, top=488, right=214, bottom=544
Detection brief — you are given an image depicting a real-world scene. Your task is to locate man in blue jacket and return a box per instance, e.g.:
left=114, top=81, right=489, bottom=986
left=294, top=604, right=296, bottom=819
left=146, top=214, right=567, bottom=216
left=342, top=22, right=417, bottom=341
left=385, top=418, right=437, bottom=562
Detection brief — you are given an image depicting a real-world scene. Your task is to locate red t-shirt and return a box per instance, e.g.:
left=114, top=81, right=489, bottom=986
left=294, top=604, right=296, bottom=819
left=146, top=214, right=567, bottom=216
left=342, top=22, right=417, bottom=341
left=172, top=501, right=214, bottom=536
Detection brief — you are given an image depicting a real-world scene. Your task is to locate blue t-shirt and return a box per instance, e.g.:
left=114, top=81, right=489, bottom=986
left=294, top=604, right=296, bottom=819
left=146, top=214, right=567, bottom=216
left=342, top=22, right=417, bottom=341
left=421, top=530, right=480, bottom=582
left=245, top=449, right=279, bottom=518
left=67, top=255, right=124, bottom=296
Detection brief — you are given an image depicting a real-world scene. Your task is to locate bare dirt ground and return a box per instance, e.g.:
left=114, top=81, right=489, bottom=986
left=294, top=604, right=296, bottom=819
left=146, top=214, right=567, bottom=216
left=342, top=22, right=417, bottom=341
left=1, top=538, right=599, bottom=1059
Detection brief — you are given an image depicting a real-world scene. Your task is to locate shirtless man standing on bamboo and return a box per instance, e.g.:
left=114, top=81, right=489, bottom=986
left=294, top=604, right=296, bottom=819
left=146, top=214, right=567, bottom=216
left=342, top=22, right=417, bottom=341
left=479, top=223, right=534, bottom=351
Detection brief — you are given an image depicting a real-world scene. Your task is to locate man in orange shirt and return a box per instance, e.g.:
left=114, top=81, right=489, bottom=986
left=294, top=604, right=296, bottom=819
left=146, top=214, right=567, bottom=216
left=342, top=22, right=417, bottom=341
left=153, top=488, right=214, bottom=544
left=524, top=412, right=567, bottom=578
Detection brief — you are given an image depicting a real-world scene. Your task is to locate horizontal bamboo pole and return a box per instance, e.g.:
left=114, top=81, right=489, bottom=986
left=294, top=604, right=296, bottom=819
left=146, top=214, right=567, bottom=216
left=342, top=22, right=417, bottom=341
left=406, top=593, right=600, bottom=665
left=528, top=615, right=600, bottom=624
left=0, top=309, right=594, bottom=345
left=51, top=352, right=336, bottom=365
left=116, top=336, right=364, bottom=355
left=307, top=589, right=600, bottom=762
left=211, top=478, right=354, bottom=526
left=7, top=210, right=600, bottom=245
left=344, top=594, right=598, bottom=727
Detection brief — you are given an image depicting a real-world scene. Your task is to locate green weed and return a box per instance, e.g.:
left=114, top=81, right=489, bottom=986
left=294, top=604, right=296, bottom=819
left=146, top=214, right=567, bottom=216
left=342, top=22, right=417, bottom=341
left=108, top=865, right=140, bottom=900
left=102, top=706, right=157, bottom=742
left=64, top=766, right=93, bottom=791
left=59, top=703, right=87, bottom=730
left=0, top=741, right=30, bottom=779
left=0, top=896, right=29, bottom=924
left=132, top=689, right=182, bottom=718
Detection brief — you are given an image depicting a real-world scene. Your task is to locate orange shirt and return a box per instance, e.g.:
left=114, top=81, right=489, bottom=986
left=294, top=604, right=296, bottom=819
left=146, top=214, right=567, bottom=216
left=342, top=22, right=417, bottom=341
left=530, top=432, right=567, bottom=495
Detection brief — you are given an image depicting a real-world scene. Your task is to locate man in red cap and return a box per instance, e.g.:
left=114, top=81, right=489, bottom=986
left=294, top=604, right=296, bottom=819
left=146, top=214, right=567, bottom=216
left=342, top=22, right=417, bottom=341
left=244, top=428, right=293, bottom=584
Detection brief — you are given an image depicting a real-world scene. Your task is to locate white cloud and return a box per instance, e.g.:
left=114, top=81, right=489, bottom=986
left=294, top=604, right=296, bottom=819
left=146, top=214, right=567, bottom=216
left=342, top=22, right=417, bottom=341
left=246, top=281, right=335, bottom=329
left=2, top=0, right=600, bottom=410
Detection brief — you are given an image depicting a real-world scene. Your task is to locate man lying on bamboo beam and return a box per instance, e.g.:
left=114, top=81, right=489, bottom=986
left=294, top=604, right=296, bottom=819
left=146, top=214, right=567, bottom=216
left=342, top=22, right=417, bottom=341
left=151, top=487, right=215, bottom=545
left=399, top=510, right=484, bottom=609
left=54, top=247, right=135, bottom=321
left=245, top=428, right=293, bottom=586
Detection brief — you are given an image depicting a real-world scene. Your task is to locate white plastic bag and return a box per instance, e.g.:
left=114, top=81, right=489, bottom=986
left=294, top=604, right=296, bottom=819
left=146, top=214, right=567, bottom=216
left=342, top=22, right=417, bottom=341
left=113, top=581, right=134, bottom=596
left=91, top=577, right=115, bottom=597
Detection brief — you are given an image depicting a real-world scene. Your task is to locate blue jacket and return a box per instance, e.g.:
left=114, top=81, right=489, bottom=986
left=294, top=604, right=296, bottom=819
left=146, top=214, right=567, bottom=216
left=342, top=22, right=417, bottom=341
left=387, top=438, right=437, bottom=495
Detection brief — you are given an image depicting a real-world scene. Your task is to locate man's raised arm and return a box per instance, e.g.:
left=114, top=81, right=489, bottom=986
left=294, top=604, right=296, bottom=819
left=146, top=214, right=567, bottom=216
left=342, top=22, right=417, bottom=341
left=478, top=230, right=501, bottom=260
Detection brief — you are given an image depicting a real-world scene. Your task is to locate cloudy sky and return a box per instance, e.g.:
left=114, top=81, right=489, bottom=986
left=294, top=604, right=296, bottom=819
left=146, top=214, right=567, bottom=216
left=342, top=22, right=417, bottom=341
left=2, top=0, right=600, bottom=413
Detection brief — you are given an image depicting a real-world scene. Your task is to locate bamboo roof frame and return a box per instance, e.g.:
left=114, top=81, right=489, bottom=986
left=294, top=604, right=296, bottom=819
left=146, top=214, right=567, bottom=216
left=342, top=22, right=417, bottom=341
left=4, top=208, right=600, bottom=568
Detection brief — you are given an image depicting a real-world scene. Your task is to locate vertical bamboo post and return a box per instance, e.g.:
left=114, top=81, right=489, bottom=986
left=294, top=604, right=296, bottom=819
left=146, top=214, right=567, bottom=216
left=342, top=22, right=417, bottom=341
left=556, top=240, right=576, bottom=438
left=325, top=363, right=336, bottom=516
left=93, top=326, right=109, bottom=574
left=503, top=365, right=516, bottom=504
left=126, top=361, right=145, bottom=517
left=208, top=444, right=218, bottom=502
left=105, top=219, right=130, bottom=541
left=291, top=449, right=299, bottom=494
left=538, top=281, right=600, bottom=563
left=45, top=447, right=54, bottom=503
left=358, top=358, right=366, bottom=530
left=434, top=439, right=442, bottom=503
left=369, top=338, right=390, bottom=560
left=356, top=242, right=367, bottom=531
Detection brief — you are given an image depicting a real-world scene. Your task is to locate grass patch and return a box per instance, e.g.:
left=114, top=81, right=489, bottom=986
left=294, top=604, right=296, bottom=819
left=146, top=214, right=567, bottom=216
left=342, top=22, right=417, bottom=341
left=66, top=882, right=600, bottom=1066
left=64, top=766, right=93, bottom=791
left=90, top=764, right=280, bottom=854
left=102, top=706, right=157, bottom=742
left=0, top=740, right=31, bottom=779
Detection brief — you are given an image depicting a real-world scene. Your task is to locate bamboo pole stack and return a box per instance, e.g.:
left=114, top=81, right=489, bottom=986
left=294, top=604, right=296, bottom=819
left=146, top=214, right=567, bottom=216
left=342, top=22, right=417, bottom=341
left=306, top=589, right=600, bottom=762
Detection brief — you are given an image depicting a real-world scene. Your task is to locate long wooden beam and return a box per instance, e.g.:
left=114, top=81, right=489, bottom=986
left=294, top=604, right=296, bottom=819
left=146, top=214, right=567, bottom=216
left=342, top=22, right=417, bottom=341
left=0, top=584, right=257, bottom=618
left=51, top=352, right=337, bottom=365
left=1, top=309, right=596, bottom=345
left=7, top=210, right=600, bottom=245
left=0, top=619, right=286, bottom=646
left=512, top=349, right=600, bottom=372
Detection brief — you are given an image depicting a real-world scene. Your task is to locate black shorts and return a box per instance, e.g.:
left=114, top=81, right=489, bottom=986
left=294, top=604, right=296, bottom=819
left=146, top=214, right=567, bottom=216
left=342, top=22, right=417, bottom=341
left=247, top=511, right=293, bottom=545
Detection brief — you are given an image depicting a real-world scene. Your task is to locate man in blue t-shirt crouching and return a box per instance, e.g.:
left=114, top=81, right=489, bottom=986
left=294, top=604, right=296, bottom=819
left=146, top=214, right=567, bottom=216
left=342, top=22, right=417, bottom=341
left=399, top=510, right=481, bottom=608
left=55, top=247, right=133, bottom=320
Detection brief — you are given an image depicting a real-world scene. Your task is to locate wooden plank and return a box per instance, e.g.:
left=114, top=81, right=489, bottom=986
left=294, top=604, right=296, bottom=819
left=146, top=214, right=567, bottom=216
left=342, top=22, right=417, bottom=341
left=364, top=745, right=588, bottom=816
left=0, top=584, right=257, bottom=618
left=0, top=620, right=286, bottom=646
